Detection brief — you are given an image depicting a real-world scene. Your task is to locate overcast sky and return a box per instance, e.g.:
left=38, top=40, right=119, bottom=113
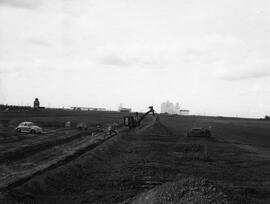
left=0, top=0, right=269, bottom=117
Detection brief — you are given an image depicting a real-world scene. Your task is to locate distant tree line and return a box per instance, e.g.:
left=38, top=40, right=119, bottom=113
left=0, top=104, right=45, bottom=111
left=264, top=115, right=270, bottom=120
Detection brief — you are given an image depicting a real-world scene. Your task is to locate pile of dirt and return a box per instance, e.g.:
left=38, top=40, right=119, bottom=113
left=126, top=177, right=234, bottom=204
left=136, top=120, right=172, bottom=136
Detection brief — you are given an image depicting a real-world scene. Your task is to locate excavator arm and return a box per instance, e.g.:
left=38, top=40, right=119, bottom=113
left=123, top=106, right=156, bottom=129
left=136, top=106, right=155, bottom=126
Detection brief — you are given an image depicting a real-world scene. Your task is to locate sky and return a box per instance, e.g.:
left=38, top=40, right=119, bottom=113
left=0, top=0, right=270, bottom=118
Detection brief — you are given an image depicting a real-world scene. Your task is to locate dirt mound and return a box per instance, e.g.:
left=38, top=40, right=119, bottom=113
left=128, top=177, right=232, bottom=204
left=136, top=120, right=172, bottom=136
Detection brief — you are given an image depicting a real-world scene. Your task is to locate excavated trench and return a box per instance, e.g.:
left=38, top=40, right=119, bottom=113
left=1, top=119, right=270, bottom=203
left=0, top=132, right=118, bottom=191
left=0, top=131, right=86, bottom=163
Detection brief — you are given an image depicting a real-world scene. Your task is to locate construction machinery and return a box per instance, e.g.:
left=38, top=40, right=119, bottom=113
left=76, top=122, right=88, bottom=130
left=123, top=106, right=156, bottom=129
left=187, top=127, right=211, bottom=137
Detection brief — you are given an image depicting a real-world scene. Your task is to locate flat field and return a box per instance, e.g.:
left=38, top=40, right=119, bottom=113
left=0, top=110, right=270, bottom=203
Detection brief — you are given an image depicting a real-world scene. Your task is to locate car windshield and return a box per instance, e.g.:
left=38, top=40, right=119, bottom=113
left=25, top=122, right=34, bottom=126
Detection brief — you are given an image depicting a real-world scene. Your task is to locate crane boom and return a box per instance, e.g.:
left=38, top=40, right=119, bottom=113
left=123, top=106, right=156, bottom=129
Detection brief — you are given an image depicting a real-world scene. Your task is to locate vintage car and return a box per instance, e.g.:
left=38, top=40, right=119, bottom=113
left=15, top=122, right=43, bottom=134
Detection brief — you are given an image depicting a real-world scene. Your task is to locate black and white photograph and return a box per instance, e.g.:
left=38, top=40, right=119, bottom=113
left=0, top=0, right=270, bottom=203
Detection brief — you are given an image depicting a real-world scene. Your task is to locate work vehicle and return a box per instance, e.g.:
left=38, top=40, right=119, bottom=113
left=76, top=122, right=88, bottom=130
left=15, top=122, right=43, bottom=134
left=187, top=127, right=211, bottom=137
left=123, top=106, right=157, bottom=129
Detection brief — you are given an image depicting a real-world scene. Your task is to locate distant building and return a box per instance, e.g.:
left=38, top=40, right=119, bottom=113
left=71, top=107, right=106, bottom=111
left=119, top=108, right=132, bottom=113
left=97, top=108, right=106, bottom=111
left=179, top=109, right=190, bottom=115
left=118, top=104, right=131, bottom=113
left=175, top=102, right=180, bottom=114
left=160, top=101, right=180, bottom=114
left=33, top=98, right=40, bottom=109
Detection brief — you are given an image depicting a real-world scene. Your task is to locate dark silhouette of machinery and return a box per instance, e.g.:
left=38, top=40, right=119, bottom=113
left=123, top=106, right=156, bottom=129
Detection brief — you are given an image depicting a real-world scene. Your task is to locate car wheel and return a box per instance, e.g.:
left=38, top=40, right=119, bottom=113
left=17, top=128, right=21, bottom=133
left=30, top=129, right=36, bottom=134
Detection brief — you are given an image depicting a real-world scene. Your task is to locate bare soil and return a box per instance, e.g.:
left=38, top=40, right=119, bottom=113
left=0, top=111, right=270, bottom=203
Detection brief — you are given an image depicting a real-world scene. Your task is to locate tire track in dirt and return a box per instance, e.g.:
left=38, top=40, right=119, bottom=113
left=0, top=131, right=92, bottom=163
left=0, top=131, right=119, bottom=192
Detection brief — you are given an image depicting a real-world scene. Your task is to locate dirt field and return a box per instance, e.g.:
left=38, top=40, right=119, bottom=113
left=0, top=110, right=270, bottom=203
left=0, top=110, right=124, bottom=194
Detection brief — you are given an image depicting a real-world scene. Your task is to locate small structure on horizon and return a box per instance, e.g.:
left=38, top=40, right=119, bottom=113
left=118, top=104, right=131, bottom=113
left=33, top=98, right=40, bottom=109
left=160, top=101, right=181, bottom=115
left=179, top=109, right=190, bottom=115
left=119, top=108, right=132, bottom=113
left=71, top=106, right=106, bottom=111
